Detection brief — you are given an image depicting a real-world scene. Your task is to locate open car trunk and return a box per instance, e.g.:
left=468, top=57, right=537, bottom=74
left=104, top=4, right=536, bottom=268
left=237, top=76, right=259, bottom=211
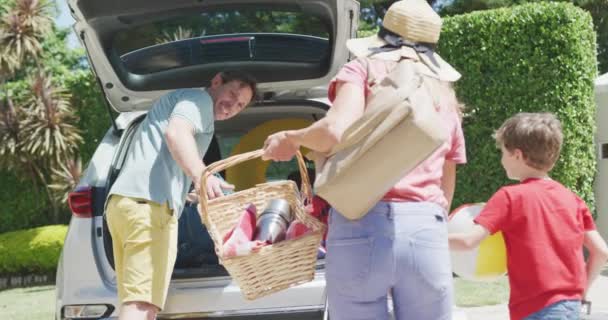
left=68, top=0, right=359, bottom=112
left=101, top=101, right=328, bottom=278
left=94, top=101, right=329, bottom=318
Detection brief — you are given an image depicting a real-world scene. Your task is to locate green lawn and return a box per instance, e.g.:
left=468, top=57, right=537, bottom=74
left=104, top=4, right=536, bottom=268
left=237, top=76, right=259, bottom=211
left=0, top=286, right=55, bottom=320
left=454, top=276, right=510, bottom=307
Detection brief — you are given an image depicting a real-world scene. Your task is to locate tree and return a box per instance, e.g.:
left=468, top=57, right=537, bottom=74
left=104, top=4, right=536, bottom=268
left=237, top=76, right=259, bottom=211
left=0, top=0, right=84, bottom=223
left=0, top=0, right=52, bottom=77
left=440, top=0, right=608, bottom=73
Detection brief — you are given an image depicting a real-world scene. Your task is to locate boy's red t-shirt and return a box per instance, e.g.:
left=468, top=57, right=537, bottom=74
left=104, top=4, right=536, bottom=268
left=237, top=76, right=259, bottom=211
left=474, top=178, right=596, bottom=320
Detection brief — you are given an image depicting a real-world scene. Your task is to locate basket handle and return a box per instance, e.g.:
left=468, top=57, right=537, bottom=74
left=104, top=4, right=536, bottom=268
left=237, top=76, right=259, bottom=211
left=198, top=149, right=313, bottom=218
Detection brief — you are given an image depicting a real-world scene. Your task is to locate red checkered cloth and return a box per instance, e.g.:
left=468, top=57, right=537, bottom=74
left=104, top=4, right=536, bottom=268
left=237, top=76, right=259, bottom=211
left=285, top=220, right=312, bottom=240
left=221, top=203, right=317, bottom=258
left=306, top=196, right=330, bottom=240
left=222, top=204, right=267, bottom=258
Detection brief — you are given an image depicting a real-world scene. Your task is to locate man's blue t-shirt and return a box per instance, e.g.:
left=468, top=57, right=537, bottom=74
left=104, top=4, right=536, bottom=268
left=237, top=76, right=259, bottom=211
left=109, top=89, right=214, bottom=217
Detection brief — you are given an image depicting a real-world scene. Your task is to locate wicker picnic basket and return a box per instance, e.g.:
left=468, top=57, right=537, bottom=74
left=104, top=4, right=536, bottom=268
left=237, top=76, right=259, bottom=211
left=198, top=149, right=326, bottom=300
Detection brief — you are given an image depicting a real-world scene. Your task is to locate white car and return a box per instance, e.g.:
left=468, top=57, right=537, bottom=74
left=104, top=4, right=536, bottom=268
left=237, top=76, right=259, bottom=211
left=55, top=0, right=360, bottom=319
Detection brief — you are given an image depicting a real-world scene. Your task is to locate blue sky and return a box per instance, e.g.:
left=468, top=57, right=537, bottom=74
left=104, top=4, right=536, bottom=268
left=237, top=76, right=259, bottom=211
left=54, top=0, right=79, bottom=48
left=55, top=0, right=72, bottom=28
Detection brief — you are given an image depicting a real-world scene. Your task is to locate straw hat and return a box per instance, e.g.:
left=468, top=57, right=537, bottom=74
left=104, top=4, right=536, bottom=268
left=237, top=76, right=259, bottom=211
left=346, top=0, right=461, bottom=82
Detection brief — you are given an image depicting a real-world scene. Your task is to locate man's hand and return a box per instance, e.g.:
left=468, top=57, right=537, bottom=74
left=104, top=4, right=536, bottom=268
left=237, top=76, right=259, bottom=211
left=262, top=131, right=299, bottom=161
left=186, top=191, right=199, bottom=203
left=204, top=175, right=235, bottom=199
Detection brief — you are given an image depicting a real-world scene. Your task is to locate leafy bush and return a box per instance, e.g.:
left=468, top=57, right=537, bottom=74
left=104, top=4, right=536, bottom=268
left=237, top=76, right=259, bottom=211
left=438, top=2, right=597, bottom=214
left=0, top=70, right=109, bottom=234
left=64, top=70, right=112, bottom=163
left=0, top=225, right=67, bottom=275
left=0, top=173, right=51, bottom=234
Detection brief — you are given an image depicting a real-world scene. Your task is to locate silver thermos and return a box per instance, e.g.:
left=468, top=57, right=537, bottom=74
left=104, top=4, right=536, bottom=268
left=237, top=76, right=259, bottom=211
left=254, top=199, right=293, bottom=243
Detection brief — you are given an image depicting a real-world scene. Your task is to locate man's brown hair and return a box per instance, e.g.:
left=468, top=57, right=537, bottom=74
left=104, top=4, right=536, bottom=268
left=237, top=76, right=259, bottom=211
left=494, top=112, right=563, bottom=171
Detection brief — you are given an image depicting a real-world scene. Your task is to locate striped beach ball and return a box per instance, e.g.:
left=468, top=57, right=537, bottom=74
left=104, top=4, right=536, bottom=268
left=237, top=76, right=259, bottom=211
left=448, top=203, right=507, bottom=281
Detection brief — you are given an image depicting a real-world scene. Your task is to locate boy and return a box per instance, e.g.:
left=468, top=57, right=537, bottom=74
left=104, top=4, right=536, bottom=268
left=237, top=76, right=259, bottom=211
left=449, top=112, right=608, bottom=320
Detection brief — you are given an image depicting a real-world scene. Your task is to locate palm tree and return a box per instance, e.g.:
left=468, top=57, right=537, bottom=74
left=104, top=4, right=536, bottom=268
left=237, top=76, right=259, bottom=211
left=0, top=95, right=22, bottom=169
left=0, top=0, right=52, bottom=68
left=21, top=73, right=82, bottom=164
left=19, top=73, right=83, bottom=222
left=49, top=156, right=82, bottom=204
left=0, top=0, right=83, bottom=223
left=156, top=26, right=198, bottom=44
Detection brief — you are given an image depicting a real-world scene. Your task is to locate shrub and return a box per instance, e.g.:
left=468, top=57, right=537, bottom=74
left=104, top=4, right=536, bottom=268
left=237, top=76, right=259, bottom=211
left=0, top=70, right=109, bottom=234
left=0, top=225, right=68, bottom=275
left=0, top=173, right=52, bottom=234
left=64, top=70, right=112, bottom=163
left=438, top=2, right=597, bottom=214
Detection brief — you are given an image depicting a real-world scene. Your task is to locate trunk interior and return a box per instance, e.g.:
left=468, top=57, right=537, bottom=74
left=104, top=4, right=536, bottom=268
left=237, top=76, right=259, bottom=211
left=100, top=101, right=328, bottom=280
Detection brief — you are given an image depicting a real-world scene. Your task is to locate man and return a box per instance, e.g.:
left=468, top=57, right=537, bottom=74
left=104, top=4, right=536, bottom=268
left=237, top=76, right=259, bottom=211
left=105, top=71, right=256, bottom=320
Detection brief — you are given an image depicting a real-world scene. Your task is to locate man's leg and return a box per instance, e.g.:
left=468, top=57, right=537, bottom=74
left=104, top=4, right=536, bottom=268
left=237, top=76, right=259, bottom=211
left=110, top=196, right=178, bottom=320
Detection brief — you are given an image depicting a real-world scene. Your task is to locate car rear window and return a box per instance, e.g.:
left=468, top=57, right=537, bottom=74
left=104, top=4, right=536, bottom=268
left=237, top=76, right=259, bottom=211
left=113, top=8, right=331, bottom=75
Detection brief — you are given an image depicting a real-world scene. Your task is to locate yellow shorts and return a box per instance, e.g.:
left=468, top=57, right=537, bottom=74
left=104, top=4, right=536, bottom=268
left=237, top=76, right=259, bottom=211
left=105, top=195, right=178, bottom=310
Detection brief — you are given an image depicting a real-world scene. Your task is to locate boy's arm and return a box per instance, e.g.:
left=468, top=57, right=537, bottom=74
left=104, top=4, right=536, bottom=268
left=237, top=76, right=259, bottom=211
left=454, top=188, right=512, bottom=251
left=448, top=224, right=490, bottom=250
left=583, top=230, right=608, bottom=298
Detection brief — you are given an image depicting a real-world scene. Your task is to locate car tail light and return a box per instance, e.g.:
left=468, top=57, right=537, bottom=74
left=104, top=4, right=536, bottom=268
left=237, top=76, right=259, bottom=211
left=68, top=186, right=93, bottom=218
left=63, top=304, right=113, bottom=319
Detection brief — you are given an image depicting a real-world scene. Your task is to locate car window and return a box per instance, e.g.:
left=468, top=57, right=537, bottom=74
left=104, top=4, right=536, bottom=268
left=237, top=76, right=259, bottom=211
left=113, top=8, right=331, bottom=75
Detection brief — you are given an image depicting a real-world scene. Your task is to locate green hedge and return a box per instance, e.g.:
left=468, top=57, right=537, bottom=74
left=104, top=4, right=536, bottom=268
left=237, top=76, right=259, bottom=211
left=0, top=173, right=50, bottom=233
left=438, top=2, right=597, bottom=214
left=65, top=70, right=113, bottom=163
left=0, top=225, right=67, bottom=275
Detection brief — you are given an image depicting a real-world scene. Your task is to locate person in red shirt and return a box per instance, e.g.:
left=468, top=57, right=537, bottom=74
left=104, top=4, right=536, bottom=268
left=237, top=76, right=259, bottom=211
left=449, top=112, right=608, bottom=320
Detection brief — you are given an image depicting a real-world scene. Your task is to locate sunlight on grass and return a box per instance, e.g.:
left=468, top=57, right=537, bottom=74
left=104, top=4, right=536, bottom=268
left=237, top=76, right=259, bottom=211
left=0, top=285, right=55, bottom=320
left=454, top=276, right=510, bottom=307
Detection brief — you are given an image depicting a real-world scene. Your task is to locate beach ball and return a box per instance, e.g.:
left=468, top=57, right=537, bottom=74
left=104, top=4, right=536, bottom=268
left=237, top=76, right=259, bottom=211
left=448, top=203, right=507, bottom=281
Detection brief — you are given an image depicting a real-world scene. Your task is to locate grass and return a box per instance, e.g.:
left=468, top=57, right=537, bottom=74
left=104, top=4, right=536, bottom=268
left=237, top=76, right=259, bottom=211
left=0, top=285, right=55, bottom=320
left=454, top=276, right=510, bottom=307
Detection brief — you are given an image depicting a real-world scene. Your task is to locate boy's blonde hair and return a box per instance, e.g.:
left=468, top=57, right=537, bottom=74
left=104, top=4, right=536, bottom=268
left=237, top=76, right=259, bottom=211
left=494, top=112, right=563, bottom=171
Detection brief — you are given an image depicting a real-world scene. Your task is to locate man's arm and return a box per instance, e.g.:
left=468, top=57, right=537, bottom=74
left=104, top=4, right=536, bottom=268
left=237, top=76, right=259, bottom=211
left=583, top=230, right=608, bottom=298
left=448, top=224, right=490, bottom=251
left=166, top=117, right=204, bottom=182
left=166, top=117, right=234, bottom=199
